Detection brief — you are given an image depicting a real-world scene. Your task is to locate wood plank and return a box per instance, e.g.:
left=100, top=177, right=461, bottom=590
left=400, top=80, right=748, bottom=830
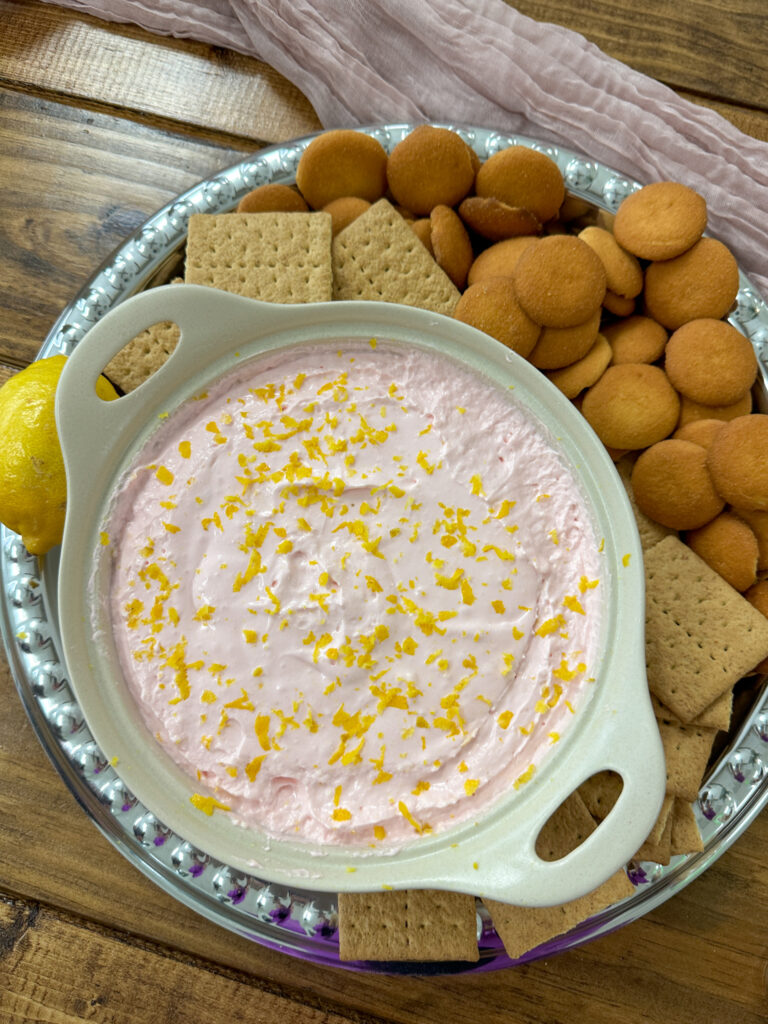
left=0, top=898, right=360, bottom=1024
left=1, top=648, right=766, bottom=1023
left=681, top=91, right=768, bottom=143
left=2, top=0, right=767, bottom=142
left=511, top=0, right=768, bottom=112
left=0, top=0, right=321, bottom=144
left=0, top=87, right=252, bottom=368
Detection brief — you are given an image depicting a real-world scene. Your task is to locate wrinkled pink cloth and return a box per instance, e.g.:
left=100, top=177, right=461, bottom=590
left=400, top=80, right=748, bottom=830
left=46, top=0, right=768, bottom=296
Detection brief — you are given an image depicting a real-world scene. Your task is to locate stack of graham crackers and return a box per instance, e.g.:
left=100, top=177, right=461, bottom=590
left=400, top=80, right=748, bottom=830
left=101, top=193, right=768, bottom=965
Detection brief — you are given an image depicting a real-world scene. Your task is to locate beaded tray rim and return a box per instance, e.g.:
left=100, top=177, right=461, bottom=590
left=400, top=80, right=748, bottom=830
left=2, top=122, right=768, bottom=974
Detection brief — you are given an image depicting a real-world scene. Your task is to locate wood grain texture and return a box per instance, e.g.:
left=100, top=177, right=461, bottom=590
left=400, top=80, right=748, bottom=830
left=0, top=87, right=251, bottom=367
left=0, top=0, right=321, bottom=144
left=511, top=0, right=768, bottom=110
left=0, top=899, right=361, bottom=1024
left=681, top=91, right=768, bottom=143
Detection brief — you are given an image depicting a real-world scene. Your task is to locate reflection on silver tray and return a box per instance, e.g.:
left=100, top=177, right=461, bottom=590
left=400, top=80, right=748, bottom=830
left=2, top=123, right=768, bottom=974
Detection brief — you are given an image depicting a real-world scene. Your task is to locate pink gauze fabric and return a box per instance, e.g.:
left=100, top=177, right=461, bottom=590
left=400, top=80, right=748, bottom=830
left=44, top=0, right=768, bottom=298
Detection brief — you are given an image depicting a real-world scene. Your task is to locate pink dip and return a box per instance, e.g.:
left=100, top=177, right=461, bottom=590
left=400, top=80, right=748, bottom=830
left=103, top=339, right=603, bottom=847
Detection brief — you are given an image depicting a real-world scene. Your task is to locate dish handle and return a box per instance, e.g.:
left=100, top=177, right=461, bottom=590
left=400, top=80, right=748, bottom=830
left=55, top=284, right=290, bottom=475
left=427, top=658, right=665, bottom=907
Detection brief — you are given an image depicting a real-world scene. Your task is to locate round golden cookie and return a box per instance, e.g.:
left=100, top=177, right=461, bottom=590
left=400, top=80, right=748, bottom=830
left=322, top=196, right=370, bottom=237
left=512, top=235, right=607, bottom=328
left=236, top=184, right=309, bottom=213
left=643, top=237, right=740, bottom=330
left=673, top=418, right=726, bottom=451
left=602, top=291, right=636, bottom=317
left=732, top=508, right=768, bottom=571
left=467, top=237, right=539, bottom=287
left=677, top=391, right=752, bottom=428
left=466, top=143, right=482, bottom=177
left=744, top=579, right=768, bottom=672
left=411, top=218, right=433, bottom=255
left=458, top=196, right=542, bottom=241
left=664, top=318, right=757, bottom=407
left=386, top=125, right=475, bottom=216
left=453, top=279, right=540, bottom=359
left=430, top=205, right=474, bottom=290
left=595, top=209, right=616, bottom=233
left=686, top=511, right=759, bottom=592
left=528, top=308, right=601, bottom=370
left=581, top=363, right=680, bottom=450
left=545, top=334, right=612, bottom=400
left=630, top=439, right=725, bottom=530
left=558, top=194, right=592, bottom=222
left=613, top=181, right=707, bottom=261
left=603, top=315, right=668, bottom=365
left=745, top=579, right=768, bottom=615
left=606, top=446, right=631, bottom=462
left=707, top=414, right=768, bottom=511
left=475, top=146, right=565, bottom=223
left=295, top=129, right=388, bottom=209
left=577, top=226, right=643, bottom=298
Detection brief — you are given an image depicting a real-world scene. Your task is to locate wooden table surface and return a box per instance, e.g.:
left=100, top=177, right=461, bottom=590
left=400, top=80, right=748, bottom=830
left=1, top=1, right=767, bottom=1020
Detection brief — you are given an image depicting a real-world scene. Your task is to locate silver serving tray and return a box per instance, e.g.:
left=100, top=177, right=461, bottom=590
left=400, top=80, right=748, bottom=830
left=2, top=123, right=768, bottom=974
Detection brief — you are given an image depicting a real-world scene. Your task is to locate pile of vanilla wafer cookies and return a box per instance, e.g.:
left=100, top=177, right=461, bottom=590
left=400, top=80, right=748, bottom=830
left=102, top=126, right=768, bottom=964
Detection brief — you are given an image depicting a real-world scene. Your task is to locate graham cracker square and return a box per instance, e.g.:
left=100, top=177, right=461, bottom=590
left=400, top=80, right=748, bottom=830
left=657, top=717, right=717, bottom=802
left=670, top=798, right=704, bottom=855
left=644, top=536, right=768, bottom=721
left=338, top=889, right=478, bottom=962
left=651, top=690, right=733, bottom=733
left=577, top=770, right=623, bottom=821
left=185, top=211, right=332, bottom=302
left=579, top=771, right=673, bottom=849
left=535, top=791, right=602, bottom=860
left=634, top=806, right=674, bottom=865
left=104, top=317, right=180, bottom=393
left=332, top=199, right=460, bottom=314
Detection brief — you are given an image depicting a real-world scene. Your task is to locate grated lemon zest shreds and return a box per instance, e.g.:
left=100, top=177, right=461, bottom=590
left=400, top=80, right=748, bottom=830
left=190, top=794, right=231, bottom=816
left=113, top=343, right=601, bottom=848
left=513, top=764, right=536, bottom=790
left=579, top=575, right=600, bottom=593
left=398, top=801, right=430, bottom=834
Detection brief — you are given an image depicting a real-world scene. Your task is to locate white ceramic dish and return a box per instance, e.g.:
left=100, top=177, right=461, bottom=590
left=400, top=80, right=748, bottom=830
left=55, top=283, right=665, bottom=907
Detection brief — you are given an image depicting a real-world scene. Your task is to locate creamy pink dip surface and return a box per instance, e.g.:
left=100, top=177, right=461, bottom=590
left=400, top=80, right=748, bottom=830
left=103, top=340, right=603, bottom=847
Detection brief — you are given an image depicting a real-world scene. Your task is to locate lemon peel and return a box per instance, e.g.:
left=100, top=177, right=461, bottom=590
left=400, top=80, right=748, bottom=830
left=0, top=355, right=118, bottom=555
